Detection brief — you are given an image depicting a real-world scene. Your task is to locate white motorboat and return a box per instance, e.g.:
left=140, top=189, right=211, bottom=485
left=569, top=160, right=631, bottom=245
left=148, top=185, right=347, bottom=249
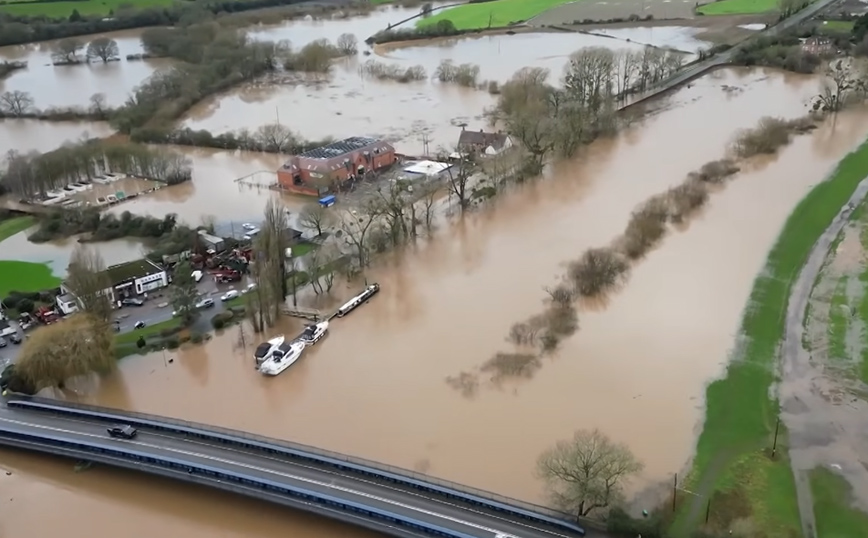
left=298, top=321, right=329, bottom=346
left=259, top=341, right=306, bottom=376
left=253, top=336, right=285, bottom=368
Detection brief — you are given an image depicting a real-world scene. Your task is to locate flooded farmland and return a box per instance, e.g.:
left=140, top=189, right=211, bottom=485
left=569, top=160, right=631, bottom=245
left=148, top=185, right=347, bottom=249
left=4, top=64, right=865, bottom=538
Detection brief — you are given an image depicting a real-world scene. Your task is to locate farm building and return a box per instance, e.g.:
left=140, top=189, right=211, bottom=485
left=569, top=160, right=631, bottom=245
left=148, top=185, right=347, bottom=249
left=276, top=137, right=397, bottom=196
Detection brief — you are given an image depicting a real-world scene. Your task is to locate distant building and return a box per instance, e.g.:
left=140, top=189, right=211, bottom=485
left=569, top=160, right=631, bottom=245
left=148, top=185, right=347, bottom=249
left=61, top=258, right=167, bottom=306
left=276, top=137, right=397, bottom=196
left=801, top=36, right=833, bottom=55
left=198, top=230, right=226, bottom=253
left=457, top=128, right=514, bottom=156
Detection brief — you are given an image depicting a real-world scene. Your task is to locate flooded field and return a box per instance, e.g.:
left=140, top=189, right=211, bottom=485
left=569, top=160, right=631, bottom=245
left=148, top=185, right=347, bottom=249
left=0, top=119, right=112, bottom=154
left=3, top=67, right=863, bottom=538
left=0, top=30, right=169, bottom=109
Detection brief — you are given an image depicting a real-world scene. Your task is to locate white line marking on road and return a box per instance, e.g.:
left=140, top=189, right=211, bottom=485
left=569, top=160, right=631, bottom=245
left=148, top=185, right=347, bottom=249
left=0, top=416, right=572, bottom=538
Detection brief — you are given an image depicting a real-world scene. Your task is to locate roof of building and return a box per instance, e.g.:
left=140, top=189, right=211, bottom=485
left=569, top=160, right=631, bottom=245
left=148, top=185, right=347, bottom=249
left=298, top=137, right=384, bottom=160
left=458, top=129, right=510, bottom=151
left=103, top=259, right=163, bottom=284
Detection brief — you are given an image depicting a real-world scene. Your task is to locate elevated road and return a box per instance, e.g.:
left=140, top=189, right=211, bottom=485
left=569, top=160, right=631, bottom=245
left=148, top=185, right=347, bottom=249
left=0, top=397, right=592, bottom=538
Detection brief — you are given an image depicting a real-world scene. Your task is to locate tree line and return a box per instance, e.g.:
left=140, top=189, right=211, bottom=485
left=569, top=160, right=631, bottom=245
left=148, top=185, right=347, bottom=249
left=0, top=140, right=192, bottom=199
left=49, top=36, right=121, bottom=65
left=129, top=123, right=335, bottom=155
left=0, top=0, right=369, bottom=47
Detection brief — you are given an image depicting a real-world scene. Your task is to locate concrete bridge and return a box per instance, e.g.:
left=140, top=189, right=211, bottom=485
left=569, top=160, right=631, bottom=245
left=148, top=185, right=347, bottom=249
left=0, top=395, right=593, bottom=538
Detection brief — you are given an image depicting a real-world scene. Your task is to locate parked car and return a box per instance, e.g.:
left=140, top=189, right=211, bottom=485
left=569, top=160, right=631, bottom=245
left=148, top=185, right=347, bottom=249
left=106, top=424, right=138, bottom=440
left=221, top=290, right=239, bottom=302
left=133, top=321, right=146, bottom=330
left=196, top=298, right=215, bottom=309
left=9, top=333, right=21, bottom=345
left=0, top=337, right=5, bottom=348
left=122, top=298, right=144, bottom=307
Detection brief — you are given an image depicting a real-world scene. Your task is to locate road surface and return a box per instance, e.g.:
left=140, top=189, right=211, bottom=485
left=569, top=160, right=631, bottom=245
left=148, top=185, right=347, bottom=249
left=0, top=403, right=600, bottom=538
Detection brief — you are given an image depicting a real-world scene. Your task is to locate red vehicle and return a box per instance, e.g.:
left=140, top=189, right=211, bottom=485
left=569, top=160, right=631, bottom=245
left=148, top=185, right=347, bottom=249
left=35, top=306, right=59, bottom=324
left=212, top=268, right=241, bottom=283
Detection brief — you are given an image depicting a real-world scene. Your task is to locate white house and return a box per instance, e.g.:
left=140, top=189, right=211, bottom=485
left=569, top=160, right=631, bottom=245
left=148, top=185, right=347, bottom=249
left=457, top=128, right=514, bottom=156
left=56, top=293, right=79, bottom=316
left=62, top=258, right=167, bottom=307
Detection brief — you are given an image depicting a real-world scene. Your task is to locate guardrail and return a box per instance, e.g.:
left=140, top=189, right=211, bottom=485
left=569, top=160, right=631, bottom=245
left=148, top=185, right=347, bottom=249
left=0, top=427, right=477, bottom=538
left=5, top=396, right=586, bottom=536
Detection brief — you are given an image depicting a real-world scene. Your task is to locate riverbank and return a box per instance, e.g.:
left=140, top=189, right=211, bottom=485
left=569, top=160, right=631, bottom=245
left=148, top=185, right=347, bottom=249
left=672, top=136, right=868, bottom=537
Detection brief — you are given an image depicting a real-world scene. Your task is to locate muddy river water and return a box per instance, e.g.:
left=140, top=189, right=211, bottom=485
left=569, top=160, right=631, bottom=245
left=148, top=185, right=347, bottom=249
left=4, top=63, right=868, bottom=538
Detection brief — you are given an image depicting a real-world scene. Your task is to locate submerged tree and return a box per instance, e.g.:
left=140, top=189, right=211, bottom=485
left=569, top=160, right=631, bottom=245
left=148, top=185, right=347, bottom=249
left=170, top=260, right=200, bottom=326
left=537, top=429, right=643, bottom=519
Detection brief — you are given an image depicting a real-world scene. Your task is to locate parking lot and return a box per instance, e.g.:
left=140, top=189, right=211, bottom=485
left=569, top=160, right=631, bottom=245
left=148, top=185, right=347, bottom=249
left=0, top=275, right=252, bottom=365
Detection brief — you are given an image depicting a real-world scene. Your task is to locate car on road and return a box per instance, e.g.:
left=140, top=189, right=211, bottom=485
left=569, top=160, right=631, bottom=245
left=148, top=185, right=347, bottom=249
left=9, top=333, right=21, bottom=345
left=221, top=290, right=239, bottom=302
left=106, top=424, right=138, bottom=439
left=122, top=298, right=144, bottom=307
left=133, top=321, right=146, bottom=330
left=196, top=298, right=215, bottom=309
left=242, top=223, right=257, bottom=230
left=0, top=337, right=5, bottom=348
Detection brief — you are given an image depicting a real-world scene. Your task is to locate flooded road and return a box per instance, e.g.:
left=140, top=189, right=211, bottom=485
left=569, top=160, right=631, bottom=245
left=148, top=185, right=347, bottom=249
left=4, top=67, right=863, bottom=538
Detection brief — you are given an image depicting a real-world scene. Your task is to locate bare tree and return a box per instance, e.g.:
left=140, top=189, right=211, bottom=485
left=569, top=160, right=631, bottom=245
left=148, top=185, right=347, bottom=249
left=14, top=314, right=116, bottom=391
left=66, top=245, right=113, bottom=322
left=299, top=203, right=335, bottom=237
left=563, top=47, right=616, bottom=110
left=89, top=93, right=108, bottom=119
left=86, top=37, right=120, bottom=63
left=537, top=429, right=643, bottom=519
left=52, top=38, right=85, bottom=64
left=255, top=198, right=290, bottom=323
left=340, top=201, right=384, bottom=268
left=336, top=33, right=358, bottom=56
left=778, top=0, right=805, bottom=18
left=255, top=123, right=295, bottom=153
left=170, top=260, right=200, bottom=326
left=444, top=151, right=477, bottom=211
left=813, top=60, right=867, bottom=113
left=0, top=90, right=34, bottom=117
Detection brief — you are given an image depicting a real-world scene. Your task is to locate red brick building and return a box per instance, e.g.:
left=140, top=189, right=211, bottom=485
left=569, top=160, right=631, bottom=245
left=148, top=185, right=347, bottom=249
left=276, top=137, right=397, bottom=196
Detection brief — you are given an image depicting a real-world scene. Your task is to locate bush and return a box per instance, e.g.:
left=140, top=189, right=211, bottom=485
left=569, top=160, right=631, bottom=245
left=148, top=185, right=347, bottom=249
left=606, top=507, right=666, bottom=537
left=16, top=298, right=34, bottom=314
left=166, top=337, right=179, bottom=349
left=567, top=247, right=630, bottom=297
left=359, top=60, right=426, bottom=82
left=190, top=332, right=204, bottom=344
left=211, top=316, right=225, bottom=330
left=666, top=180, right=709, bottom=223
left=620, top=198, right=669, bottom=259
left=731, top=116, right=795, bottom=158
left=136, top=336, right=146, bottom=349
left=690, top=159, right=740, bottom=184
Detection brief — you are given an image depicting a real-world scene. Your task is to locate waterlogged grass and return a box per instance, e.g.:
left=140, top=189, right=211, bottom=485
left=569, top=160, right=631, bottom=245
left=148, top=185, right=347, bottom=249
left=828, top=276, right=850, bottom=361
left=671, top=138, right=868, bottom=537
left=810, top=467, right=868, bottom=538
left=0, top=0, right=173, bottom=18
left=697, top=0, right=780, bottom=15
left=417, top=0, right=575, bottom=30
left=0, top=260, right=61, bottom=297
left=821, top=20, right=856, bottom=33
left=115, top=318, right=181, bottom=346
left=0, top=216, right=34, bottom=243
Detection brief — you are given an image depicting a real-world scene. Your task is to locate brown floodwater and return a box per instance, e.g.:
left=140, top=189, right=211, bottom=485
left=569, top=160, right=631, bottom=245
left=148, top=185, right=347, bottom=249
left=0, top=29, right=171, bottom=108
left=5, top=67, right=864, bottom=538
left=183, top=32, right=650, bottom=153
left=0, top=118, right=112, bottom=154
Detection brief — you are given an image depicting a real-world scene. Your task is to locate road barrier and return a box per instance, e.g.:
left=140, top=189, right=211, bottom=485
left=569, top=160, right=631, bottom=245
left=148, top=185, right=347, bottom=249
left=5, top=396, right=586, bottom=536
left=0, top=427, right=483, bottom=538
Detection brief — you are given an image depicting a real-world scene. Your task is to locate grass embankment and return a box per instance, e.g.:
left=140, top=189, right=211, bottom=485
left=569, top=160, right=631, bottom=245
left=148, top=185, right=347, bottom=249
left=115, top=318, right=181, bottom=346
left=810, top=467, right=868, bottom=537
left=828, top=276, right=850, bottom=361
left=671, top=139, right=868, bottom=537
left=0, top=217, right=59, bottom=297
left=417, top=0, right=574, bottom=30
left=697, top=0, right=780, bottom=15
left=0, top=0, right=173, bottom=18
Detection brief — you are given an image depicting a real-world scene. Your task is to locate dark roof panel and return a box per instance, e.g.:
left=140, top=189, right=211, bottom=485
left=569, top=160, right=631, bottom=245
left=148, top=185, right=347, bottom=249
left=298, top=137, right=383, bottom=160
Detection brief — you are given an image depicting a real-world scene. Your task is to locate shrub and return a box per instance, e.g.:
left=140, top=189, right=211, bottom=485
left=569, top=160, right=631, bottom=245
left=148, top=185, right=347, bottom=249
left=211, top=316, right=226, bottom=330
left=190, top=332, right=204, bottom=344
left=606, top=507, right=666, bottom=537
left=619, top=197, right=670, bottom=259
left=730, top=116, right=794, bottom=158
left=359, top=60, right=426, bottom=82
left=480, top=352, right=541, bottom=381
left=166, top=337, right=180, bottom=349
left=567, top=247, right=630, bottom=297
left=666, top=180, right=709, bottom=223
left=136, top=336, right=146, bottom=349
left=690, top=159, right=740, bottom=184
left=16, top=298, right=34, bottom=314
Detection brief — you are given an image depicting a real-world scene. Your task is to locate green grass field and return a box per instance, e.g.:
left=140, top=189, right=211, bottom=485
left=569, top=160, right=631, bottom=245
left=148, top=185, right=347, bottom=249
left=810, top=467, right=868, bottom=537
left=417, top=0, right=574, bottom=30
left=820, top=20, right=855, bottom=33
left=0, top=260, right=61, bottom=298
left=670, top=138, right=868, bottom=537
left=0, top=0, right=173, bottom=19
left=0, top=216, right=34, bottom=244
left=828, top=276, right=850, bottom=361
left=697, top=0, right=779, bottom=15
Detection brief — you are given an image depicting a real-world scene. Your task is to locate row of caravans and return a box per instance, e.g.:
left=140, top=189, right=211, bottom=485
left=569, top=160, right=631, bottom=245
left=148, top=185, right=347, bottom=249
left=39, top=173, right=127, bottom=206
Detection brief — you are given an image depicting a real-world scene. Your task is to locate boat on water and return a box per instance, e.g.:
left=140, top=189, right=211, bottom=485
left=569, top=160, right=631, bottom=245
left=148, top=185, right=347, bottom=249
left=336, top=283, right=380, bottom=318
left=259, top=341, right=306, bottom=376
left=253, top=336, right=285, bottom=368
left=298, top=320, right=329, bottom=346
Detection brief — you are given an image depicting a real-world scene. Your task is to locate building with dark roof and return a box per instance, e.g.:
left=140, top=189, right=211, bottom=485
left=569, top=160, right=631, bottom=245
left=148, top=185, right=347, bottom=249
left=277, top=137, right=397, bottom=195
left=61, top=258, right=167, bottom=307
left=457, top=128, right=513, bottom=156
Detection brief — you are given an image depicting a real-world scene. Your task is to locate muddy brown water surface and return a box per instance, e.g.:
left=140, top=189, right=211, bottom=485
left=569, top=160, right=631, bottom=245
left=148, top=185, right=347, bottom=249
left=5, top=67, right=868, bottom=538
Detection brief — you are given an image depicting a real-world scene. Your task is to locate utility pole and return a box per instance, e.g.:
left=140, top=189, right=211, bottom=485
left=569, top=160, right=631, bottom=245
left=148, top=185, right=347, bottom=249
left=672, top=474, right=678, bottom=512
left=421, top=133, right=430, bottom=157
left=772, top=418, right=781, bottom=458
